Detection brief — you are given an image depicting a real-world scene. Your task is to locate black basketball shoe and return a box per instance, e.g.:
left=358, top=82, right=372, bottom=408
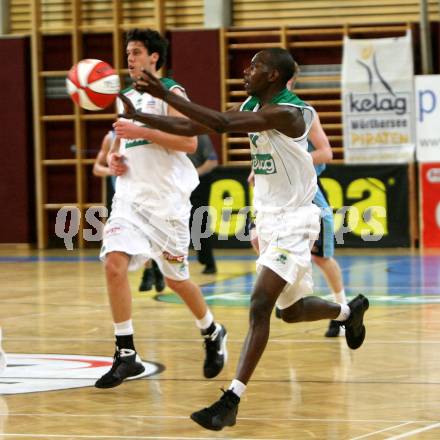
left=203, top=324, right=228, bottom=378
left=152, top=260, right=165, bottom=292
left=202, top=264, right=217, bottom=275
left=139, top=267, right=154, bottom=292
left=191, top=389, right=240, bottom=431
left=344, top=294, right=369, bottom=349
left=95, top=348, right=145, bottom=388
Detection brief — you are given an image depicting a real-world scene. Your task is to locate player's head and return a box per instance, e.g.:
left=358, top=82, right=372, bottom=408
left=286, top=60, right=300, bottom=91
left=125, top=28, right=168, bottom=78
left=243, top=48, right=296, bottom=96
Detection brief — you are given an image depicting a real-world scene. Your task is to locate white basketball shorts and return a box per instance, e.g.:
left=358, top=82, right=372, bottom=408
left=255, top=205, right=320, bottom=309
left=100, top=202, right=191, bottom=281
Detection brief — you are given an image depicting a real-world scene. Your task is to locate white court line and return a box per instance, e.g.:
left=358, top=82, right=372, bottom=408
left=0, top=311, right=102, bottom=323
left=349, top=421, right=414, bottom=440
left=386, top=421, right=440, bottom=439
left=5, top=336, right=440, bottom=344
left=3, top=422, right=440, bottom=440
left=1, top=413, right=436, bottom=424
left=0, top=435, right=281, bottom=440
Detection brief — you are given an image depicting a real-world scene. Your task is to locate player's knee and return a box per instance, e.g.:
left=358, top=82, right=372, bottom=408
left=311, top=253, right=321, bottom=264
left=312, top=254, right=330, bottom=267
left=104, top=255, right=127, bottom=280
left=280, top=299, right=305, bottom=323
left=249, top=292, right=273, bottom=324
left=165, top=277, right=184, bottom=292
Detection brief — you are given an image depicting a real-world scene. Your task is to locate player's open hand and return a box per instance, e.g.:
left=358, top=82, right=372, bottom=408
left=118, top=93, right=137, bottom=119
left=134, top=69, right=167, bottom=100
left=107, top=152, right=128, bottom=176
left=113, top=120, right=144, bottom=140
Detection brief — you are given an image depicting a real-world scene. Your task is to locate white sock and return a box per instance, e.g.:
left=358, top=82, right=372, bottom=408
left=333, top=289, right=347, bottom=304
left=113, top=319, right=134, bottom=336
left=229, top=379, right=246, bottom=398
left=195, top=310, right=214, bottom=330
left=335, top=304, right=350, bottom=321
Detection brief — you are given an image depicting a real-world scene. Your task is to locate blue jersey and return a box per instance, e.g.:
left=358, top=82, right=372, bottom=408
left=308, top=142, right=334, bottom=257
left=308, top=142, right=326, bottom=176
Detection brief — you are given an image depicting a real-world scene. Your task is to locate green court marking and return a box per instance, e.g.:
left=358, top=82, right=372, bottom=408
left=155, top=290, right=251, bottom=307
left=155, top=290, right=440, bottom=307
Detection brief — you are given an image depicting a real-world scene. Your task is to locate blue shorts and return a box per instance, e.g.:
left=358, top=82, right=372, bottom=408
left=312, top=182, right=334, bottom=258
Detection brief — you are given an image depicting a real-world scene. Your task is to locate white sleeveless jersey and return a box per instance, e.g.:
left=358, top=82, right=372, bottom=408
left=115, top=79, right=199, bottom=219
left=241, top=89, right=317, bottom=214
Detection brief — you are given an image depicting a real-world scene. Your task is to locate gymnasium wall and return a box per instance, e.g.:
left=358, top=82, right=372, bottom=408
left=168, top=29, right=222, bottom=152
left=0, top=37, right=35, bottom=244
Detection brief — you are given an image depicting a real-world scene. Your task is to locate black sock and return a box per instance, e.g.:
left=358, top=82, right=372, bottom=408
left=201, top=322, right=217, bottom=336
left=116, top=334, right=135, bottom=351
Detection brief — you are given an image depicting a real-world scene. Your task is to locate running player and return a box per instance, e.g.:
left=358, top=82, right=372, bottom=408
left=93, top=131, right=165, bottom=294
left=250, top=68, right=348, bottom=337
left=120, top=48, right=369, bottom=430
left=95, top=28, right=227, bottom=389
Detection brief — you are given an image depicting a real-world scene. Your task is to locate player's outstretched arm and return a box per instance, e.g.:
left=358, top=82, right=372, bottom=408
left=121, top=84, right=305, bottom=138
left=134, top=70, right=232, bottom=132
left=118, top=92, right=212, bottom=136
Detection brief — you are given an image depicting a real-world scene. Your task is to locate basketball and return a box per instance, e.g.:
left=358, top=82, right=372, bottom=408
left=66, top=59, right=120, bottom=111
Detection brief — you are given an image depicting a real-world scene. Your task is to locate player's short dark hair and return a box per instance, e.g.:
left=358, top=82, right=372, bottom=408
left=126, top=28, right=168, bottom=70
left=264, top=48, right=296, bottom=84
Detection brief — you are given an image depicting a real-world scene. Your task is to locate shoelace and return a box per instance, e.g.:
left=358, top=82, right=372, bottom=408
left=204, top=325, right=220, bottom=341
left=106, top=351, right=122, bottom=374
left=203, top=326, right=221, bottom=353
left=202, top=389, right=235, bottom=416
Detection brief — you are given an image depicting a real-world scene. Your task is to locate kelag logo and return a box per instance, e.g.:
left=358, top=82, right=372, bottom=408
left=349, top=93, right=407, bottom=116
left=347, top=46, right=411, bottom=148
left=350, top=46, right=408, bottom=116
left=342, top=33, right=414, bottom=162
left=251, top=153, right=277, bottom=174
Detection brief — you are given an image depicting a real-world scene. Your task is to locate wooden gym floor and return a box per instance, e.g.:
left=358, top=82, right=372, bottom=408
left=0, top=248, right=440, bottom=439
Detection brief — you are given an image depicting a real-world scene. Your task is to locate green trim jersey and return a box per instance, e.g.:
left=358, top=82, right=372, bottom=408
left=241, top=88, right=317, bottom=214
left=114, top=78, right=198, bottom=219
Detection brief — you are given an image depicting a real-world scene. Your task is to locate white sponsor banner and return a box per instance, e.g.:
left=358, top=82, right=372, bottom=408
left=415, top=75, right=440, bottom=162
left=342, top=32, right=415, bottom=163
